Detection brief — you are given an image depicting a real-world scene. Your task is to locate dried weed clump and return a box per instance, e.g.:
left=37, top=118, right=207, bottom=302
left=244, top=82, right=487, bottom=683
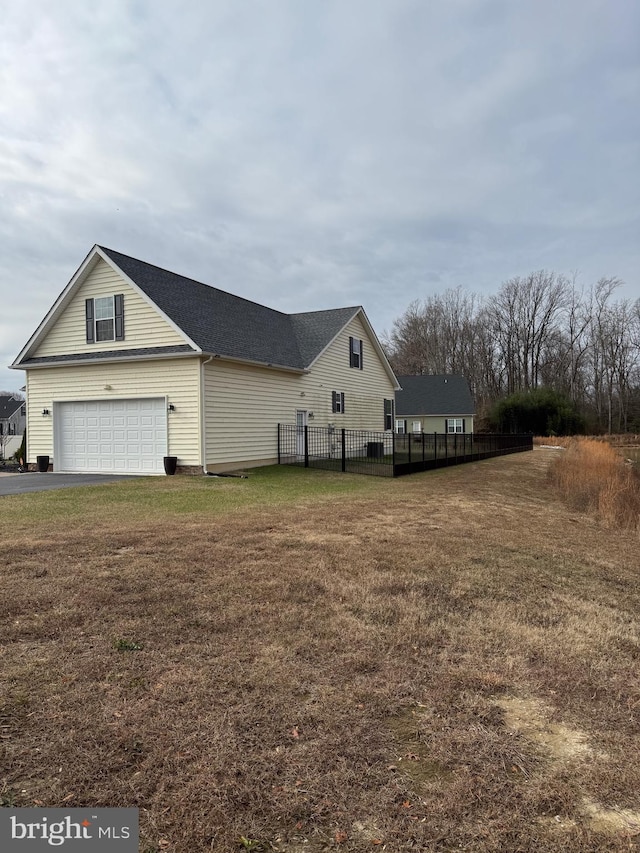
left=548, top=438, right=640, bottom=531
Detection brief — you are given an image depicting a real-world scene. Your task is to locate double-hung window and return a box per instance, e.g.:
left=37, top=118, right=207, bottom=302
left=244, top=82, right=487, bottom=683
left=384, top=399, right=394, bottom=430
left=447, top=418, right=464, bottom=433
left=95, top=296, right=115, bottom=342
left=86, top=295, right=125, bottom=343
left=349, top=336, right=363, bottom=370
left=332, top=391, right=345, bottom=414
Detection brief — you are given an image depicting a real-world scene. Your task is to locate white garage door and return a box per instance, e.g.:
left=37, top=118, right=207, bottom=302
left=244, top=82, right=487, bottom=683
left=55, top=399, right=168, bottom=474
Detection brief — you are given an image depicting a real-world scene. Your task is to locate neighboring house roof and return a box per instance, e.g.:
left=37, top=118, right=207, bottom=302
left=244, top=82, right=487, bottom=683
left=395, top=375, right=474, bottom=415
left=12, top=245, right=398, bottom=386
left=0, top=395, right=23, bottom=419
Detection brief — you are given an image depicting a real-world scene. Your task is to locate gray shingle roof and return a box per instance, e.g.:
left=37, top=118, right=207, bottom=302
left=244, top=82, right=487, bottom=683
left=0, top=395, right=23, bottom=418
left=100, top=247, right=359, bottom=370
left=395, top=375, right=474, bottom=415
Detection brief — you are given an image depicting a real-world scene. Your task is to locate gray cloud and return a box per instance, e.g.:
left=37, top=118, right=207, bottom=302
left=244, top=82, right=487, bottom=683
left=1, top=0, right=638, bottom=390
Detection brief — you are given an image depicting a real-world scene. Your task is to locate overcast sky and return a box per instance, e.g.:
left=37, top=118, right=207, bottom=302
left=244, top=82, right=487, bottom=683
left=1, top=0, right=638, bottom=392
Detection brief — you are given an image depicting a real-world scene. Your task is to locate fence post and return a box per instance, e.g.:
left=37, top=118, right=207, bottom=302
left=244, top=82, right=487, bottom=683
left=277, top=424, right=281, bottom=464
left=392, top=430, right=396, bottom=471
left=341, top=429, right=346, bottom=472
left=304, top=425, right=309, bottom=468
left=434, top=432, right=437, bottom=462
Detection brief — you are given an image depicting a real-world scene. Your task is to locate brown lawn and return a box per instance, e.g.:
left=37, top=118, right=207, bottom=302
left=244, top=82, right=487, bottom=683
left=1, top=448, right=639, bottom=852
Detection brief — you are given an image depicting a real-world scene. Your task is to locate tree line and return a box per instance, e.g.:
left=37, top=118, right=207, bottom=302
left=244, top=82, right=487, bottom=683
left=384, top=273, right=640, bottom=433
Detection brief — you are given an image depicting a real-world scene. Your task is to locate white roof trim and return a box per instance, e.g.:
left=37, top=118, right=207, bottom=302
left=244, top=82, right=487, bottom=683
left=203, top=352, right=308, bottom=374
left=11, top=245, right=200, bottom=366
left=12, top=351, right=198, bottom=370
left=94, top=247, right=201, bottom=352
left=304, top=307, right=400, bottom=389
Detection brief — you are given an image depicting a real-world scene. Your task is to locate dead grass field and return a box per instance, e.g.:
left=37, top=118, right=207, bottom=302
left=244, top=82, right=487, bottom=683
left=1, top=449, right=639, bottom=852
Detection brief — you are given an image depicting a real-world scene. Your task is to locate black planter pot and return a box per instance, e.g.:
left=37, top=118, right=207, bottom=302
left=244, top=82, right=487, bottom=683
left=37, top=455, right=50, bottom=473
left=163, top=456, right=178, bottom=476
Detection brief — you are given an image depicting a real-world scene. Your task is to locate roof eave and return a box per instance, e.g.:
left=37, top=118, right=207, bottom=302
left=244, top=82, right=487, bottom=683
left=13, top=350, right=200, bottom=370
left=12, top=245, right=201, bottom=366
left=203, top=352, right=308, bottom=374
left=303, top=307, right=400, bottom=388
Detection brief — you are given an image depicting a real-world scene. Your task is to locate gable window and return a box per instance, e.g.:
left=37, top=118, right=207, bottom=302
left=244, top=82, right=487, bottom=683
left=446, top=418, right=464, bottom=433
left=349, top=336, right=363, bottom=370
left=86, top=295, right=125, bottom=344
left=332, top=391, right=345, bottom=414
left=95, top=296, right=115, bottom=341
left=384, top=398, right=394, bottom=430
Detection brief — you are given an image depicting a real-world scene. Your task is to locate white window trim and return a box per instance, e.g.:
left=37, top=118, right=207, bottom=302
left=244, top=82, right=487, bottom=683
left=447, top=418, right=464, bottom=433
left=95, top=295, right=115, bottom=342
left=350, top=337, right=362, bottom=369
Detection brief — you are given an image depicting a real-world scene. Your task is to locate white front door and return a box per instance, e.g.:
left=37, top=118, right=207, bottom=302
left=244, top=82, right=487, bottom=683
left=55, top=398, right=167, bottom=474
left=296, top=409, right=308, bottom=456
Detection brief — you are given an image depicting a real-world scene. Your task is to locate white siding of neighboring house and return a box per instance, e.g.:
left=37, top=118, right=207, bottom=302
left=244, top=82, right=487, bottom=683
left=26, top=357, right=201, bottom=467
left=33, top=257, right=186, bottom=358
left=400, top=415, right=475, bottom=433
left=203, top=313, right=397, bottom=470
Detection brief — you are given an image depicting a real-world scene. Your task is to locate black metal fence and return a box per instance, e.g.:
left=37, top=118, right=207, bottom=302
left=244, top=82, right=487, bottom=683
left=278, top=424, right=533, bottom=477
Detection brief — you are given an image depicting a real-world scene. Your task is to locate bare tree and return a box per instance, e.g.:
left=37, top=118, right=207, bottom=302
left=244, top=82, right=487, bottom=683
left=488, top=272, right=569, bottom=393
left=387, top=271, right=639, bottom=432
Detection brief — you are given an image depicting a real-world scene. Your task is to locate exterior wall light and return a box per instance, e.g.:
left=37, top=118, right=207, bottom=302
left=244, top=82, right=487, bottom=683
left=42, top=409, right=50, bottom=416
left=167, top=403, right=176, bottom=412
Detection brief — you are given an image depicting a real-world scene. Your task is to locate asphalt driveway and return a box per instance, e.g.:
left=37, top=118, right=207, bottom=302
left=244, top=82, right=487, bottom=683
left=0, top=472, right=142, bottom=496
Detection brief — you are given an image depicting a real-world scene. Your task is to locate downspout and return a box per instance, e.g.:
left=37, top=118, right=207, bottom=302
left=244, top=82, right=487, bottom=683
left=200, top=355, right=213, bottom=475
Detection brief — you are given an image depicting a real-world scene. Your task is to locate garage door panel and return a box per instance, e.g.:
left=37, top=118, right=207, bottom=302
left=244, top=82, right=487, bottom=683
left=56, top=399, right=167, bottom=474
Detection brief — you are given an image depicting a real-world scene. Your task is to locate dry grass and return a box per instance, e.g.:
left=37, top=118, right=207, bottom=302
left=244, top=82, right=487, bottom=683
left=1, top=451, right=639, bottom=852
left=534, top=434, right=640, bottom=448
left=547, top=438, right=640, bottom=532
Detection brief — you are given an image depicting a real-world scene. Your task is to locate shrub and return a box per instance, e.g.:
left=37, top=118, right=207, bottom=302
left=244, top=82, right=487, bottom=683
left=13, top=429, right=26, bottom=464
left=489, top=388, right=585, bottom=435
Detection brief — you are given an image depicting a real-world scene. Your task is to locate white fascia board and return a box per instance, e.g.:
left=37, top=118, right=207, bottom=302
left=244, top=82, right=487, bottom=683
left=305, top=307, right=400, bottom=389
left=302, top=307, right=360, bottom=369
left=204, top=352, right=307, bottom=374
left=357, top=307, right=401, bottom=389
left=11, top=245, right=201, bottom=367
left=15, top=351, right=198, bottom=369
left=94, top=247, right=201, bottom=352
left=11, top=245, right=103, bottom=366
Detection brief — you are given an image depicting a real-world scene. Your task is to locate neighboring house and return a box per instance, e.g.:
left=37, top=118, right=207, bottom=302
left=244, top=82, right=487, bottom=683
left=11, top=245, right=399, bottom=474
left=0, top=395, right=26, bottom=459
left=395, top=375, right=475, bottom=435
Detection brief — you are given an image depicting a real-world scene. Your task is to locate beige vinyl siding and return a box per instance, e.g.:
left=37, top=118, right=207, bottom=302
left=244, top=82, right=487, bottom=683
left=309, top=314, right=396, bottom=429
left=203, top=314, right=397, bottom=469
left=26, top=357, right=201, bottom=466
left=204, top=361, right=303, bottom=467
left=33, top=258, right=186, bottom=357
